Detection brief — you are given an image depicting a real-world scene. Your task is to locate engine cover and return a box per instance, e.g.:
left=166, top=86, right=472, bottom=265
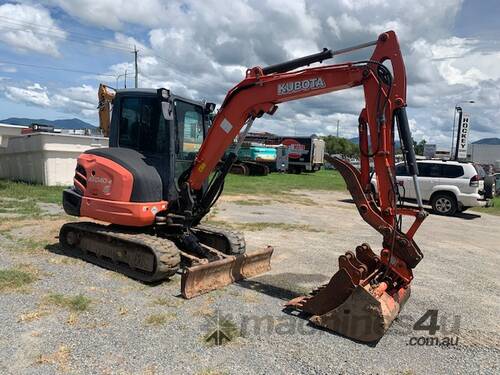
left=64, top=148, right=167, bottom=227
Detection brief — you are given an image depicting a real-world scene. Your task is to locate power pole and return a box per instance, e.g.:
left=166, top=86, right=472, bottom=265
left=336, top=119, right=340, bottom=137
left=134, top=45, right=138, bottom=88
left=124, top=70, right=127, bottom=88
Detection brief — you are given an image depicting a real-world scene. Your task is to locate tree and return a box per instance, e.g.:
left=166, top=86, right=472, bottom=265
left=322, top=135, right=359, bottom=157
left=413, top=139, right=427, bottom=156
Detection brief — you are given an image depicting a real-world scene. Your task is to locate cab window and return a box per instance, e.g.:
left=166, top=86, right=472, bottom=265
left=119, top=96, right=168, bottom=154
left=174, top=100, right=204, bottom=160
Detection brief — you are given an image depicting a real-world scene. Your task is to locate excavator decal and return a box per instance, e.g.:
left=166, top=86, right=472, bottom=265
left=277, top=77, right=326, bottom=95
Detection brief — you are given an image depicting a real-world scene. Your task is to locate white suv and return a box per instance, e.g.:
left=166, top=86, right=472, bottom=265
left=371, top=160, right=492, bottom=216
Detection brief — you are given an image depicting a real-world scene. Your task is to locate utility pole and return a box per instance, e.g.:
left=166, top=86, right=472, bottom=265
left=134, top=45, right=138, bottom=88
left=116, top=70, right=128, bottom=88
left=336, top=119, right=340, bottom=137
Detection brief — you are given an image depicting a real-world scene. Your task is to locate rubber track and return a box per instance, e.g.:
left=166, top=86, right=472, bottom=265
left=59, top=222, right=181, bottom=283
left=193, top=223, right=246, bottom=255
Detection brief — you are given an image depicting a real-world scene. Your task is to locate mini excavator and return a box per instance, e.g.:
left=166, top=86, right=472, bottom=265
left=60, top=31, right=427, bottom=342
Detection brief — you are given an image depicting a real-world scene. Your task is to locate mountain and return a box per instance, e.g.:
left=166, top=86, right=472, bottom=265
left=472, top=137, right=500, bottom=145
left=349, top=137, right=359, bottom=144
left=0, top=117, right=96, bottom=130
left=348, top=136, right=401, bottom=149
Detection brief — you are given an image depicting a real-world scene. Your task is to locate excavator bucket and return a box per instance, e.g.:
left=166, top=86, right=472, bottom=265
left=286, top=155, right=423, bottom=342
left=308, top=284, right=410, bottom=342
left=287, top=244, right=410, bottom=342
left=181, top=246, right=273, bottom=298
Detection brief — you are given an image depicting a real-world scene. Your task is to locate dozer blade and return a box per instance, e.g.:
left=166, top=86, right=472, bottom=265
left=181, top=246, right=273, bottom=299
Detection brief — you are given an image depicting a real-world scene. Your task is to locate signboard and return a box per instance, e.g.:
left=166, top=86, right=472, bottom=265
left=455, top=113, right=470, bottom=160
left=281, top=138, right=308, bottom=160
left=423, top=144, right=436, bottom=159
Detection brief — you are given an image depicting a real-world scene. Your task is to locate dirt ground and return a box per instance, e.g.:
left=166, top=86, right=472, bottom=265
left=0, top=190, right=499, bottom=374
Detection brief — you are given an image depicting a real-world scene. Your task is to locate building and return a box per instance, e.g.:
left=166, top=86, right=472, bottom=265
left=0, top=123, right=27, bottom=148
left=0, top=131, right=108, bottom=185
left=468, top=143, right=500, bottom=168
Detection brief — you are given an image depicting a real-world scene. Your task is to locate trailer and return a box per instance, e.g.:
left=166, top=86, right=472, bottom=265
left=245, top=133, right=325, bottom=174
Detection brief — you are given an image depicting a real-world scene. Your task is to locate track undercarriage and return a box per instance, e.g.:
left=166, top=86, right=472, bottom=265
left=59, top=222, right=273, bottom=298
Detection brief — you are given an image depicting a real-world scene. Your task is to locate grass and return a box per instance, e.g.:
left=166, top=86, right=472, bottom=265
left=0, top=179, right=64, bottom=203
left=231, top=195, right=317, bottom=206
left=0, top=179, right=66, bottom=219
left=472, top=196, right=500, bottom=215
left=44, top=293, right=92, bottom=312
left=144, top=313, right=177, bottom=326
left=153, top=296, right=184, bottom=307
left=18, top=310, right=49, bottom=323
left=35, top=345, right=71, bottom=373
left=223, top=169, right=345, bottom=195
left=0, top=170, right=343, bottom=215
left=0, top=267, right=37, bottom=291
left=0, top=197, right=42, bottom=215
left=197, top=370, right=229, bottom=375
left=205, top=220, right=323, bottom=232
left=1, top=231, right=49, bottom=254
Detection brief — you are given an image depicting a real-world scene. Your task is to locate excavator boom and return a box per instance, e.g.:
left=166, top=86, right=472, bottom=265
left=173, top=31, right=427, bottom=341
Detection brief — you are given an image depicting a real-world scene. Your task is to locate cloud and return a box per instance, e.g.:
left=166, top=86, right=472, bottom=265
left=0, top=64, right=17, bottom=73
left=5, top=83, right=51, bottom=107
left=0, top=3, right=66, bottom=57
left=4, top=0, right=498, bottom=146
left=3, top=82, right=97, bottom=118
left=44, top=0, right=170, bottom=29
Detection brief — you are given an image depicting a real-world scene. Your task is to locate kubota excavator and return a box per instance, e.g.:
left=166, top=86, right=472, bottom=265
left=60, top=31, right=427, bottom=342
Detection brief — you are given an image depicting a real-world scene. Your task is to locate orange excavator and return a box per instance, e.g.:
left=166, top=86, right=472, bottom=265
left=60, top=30, right=427, bottom=342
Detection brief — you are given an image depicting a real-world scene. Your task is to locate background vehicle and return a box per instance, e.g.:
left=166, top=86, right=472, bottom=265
left=244, top=133, right=325, bottom=173
left=61, top=31, right=425, bottom=342
left=228, top=142, right=288, bottom=175
left=494, top=173, right=500, bottom=196
left=371, top=160, right=493, bottom=215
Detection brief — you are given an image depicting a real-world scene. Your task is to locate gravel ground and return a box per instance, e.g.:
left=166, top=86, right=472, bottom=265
left=0, top=190, right=499, bottom=375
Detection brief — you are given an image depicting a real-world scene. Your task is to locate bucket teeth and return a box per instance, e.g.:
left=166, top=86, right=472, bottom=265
left=286, top=268, right=355, bottom=315
left=286, top=244, right=410, bottom=342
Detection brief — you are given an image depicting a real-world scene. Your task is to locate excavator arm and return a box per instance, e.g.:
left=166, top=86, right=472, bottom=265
left=185, top=30, right=425, bottom=272
left=97, top=83, right=116, bottom=137
left=177, top=31, right=427, bottom=341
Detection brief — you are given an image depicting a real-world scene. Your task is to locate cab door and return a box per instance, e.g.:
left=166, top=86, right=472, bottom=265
left=173, top=100, right=205, bottom=180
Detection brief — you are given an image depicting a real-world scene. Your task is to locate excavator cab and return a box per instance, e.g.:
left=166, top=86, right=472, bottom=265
left=64, top=89, right=210, bottom=223
left=60, top=87, right=273, bottom=295
left=107, top=89, right=207, bottom=201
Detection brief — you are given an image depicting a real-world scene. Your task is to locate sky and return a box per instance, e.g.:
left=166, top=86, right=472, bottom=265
left=0, top=0, right=498, bottom=147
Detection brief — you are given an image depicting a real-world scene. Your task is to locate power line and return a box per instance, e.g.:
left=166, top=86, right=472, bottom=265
left=0, top=59, right=116, bottom=77
left=0, top=16, right=134, bottom=52
left=0, top=15, right=134, bottom=49
left=0, top=23, right=132, bottom=52
left=0, top=15, right=130, bottom=46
